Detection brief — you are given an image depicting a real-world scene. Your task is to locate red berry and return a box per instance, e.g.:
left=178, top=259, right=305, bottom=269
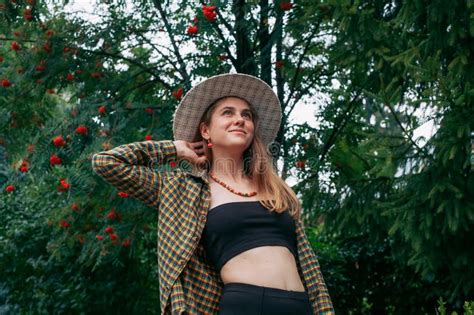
left=43, top=42, right=52, bottom=53
left=5, top=185, right=15, bottom=192
left=52, top=135, right=66, bottom=147
left=202, top=5, right=217, bottom=22
left=90, top=72, right=102, bottom=79
left=107, top=210, right=117, bottom=220
left=172, top=87, right=183, bottom=100
left=117, top=191, right=129, bottom=198
left=295, top=160, right=306, bottom=169
left=11, top=42, right=21, bottom=51
left=23, top=9, right=33, bottom=21
left=71, top=203, right=80, bottom=212
left=75, top=125, right=88, bottom=135
left=50, top=154, right=62, bottom=166
left=1, top=79, right=12, bottom=87
left=59, top=179, right=70, bottom=189
left=187, top=25, right=198, bottom=35
left=280, top=2, right=293, bottom=11
left=275, top=60, right=285, bottom=69
left=60, top=219, right=70, bottom=228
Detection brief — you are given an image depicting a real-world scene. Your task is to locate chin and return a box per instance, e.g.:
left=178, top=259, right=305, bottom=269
left=223, top=140, right=249, bottom=150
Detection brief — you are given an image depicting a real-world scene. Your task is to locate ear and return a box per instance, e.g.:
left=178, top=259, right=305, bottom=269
left=199, top=122, right=209, bottom=140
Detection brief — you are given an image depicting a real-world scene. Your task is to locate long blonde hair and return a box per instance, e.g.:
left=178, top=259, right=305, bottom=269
left=194, top=96, right=302, bottom=220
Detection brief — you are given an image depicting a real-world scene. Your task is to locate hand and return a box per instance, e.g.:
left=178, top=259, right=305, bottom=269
left=173, top=140, right=208, bottom=167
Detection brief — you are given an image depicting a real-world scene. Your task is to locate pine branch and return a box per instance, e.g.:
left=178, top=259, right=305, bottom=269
left=283, top=26, right=321, bottom=107
left=384, top=101, right=435, bottom=163
left=305, top=89, right=363, bottom=181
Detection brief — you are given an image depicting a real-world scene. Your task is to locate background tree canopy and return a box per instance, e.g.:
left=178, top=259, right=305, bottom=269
left=1, top=0, right=472, bottom=313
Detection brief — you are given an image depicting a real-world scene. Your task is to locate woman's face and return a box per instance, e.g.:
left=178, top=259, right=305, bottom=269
left=201, top=97, right=255, bottom=152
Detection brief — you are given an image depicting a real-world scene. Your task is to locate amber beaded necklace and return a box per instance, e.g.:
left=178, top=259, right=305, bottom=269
left=208, top=172, right=258, bottom=197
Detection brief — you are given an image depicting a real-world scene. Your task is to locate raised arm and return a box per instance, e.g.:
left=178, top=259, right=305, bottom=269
left=91, top=140, right=177, bottom=209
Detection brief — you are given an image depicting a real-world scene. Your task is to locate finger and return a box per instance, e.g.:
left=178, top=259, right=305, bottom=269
left=196, top=156, right=208, bottom=166
left=191, top=142, right=204, bottom=149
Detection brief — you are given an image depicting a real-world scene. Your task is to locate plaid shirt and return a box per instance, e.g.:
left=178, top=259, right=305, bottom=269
left=91, top=140, right=334, bottom=314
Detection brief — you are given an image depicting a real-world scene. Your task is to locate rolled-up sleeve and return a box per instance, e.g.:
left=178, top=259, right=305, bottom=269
left=91, top=140, right=177, bottom=209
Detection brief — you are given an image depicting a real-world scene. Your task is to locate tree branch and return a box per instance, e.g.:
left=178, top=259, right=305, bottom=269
left=258, top=0, right=271, bottom=84
left=152, top=0, right=191, bottom=89
left=305, top=89, right=363, bottom=180
left=232, top=0, right=257, bottom=74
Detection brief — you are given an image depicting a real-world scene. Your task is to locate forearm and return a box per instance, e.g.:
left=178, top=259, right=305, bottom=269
left=91, top=140, right=177, bottom=208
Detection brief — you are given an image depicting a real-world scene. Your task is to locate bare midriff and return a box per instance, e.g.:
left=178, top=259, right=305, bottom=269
left=219, top=245, right=306, bottom=292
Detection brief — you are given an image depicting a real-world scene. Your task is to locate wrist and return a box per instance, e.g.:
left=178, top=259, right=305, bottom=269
left=172, top=140, right=183, bottom=159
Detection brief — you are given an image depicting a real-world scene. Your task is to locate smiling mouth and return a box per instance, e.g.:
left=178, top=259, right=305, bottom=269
left=230, top=130, right=246, bottom=134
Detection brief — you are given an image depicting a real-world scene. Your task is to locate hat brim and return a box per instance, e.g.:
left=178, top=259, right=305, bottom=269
left=172, top=73, right=282, bottom=146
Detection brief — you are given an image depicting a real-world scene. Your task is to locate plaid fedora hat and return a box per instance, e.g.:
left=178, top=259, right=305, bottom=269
left=172, top=73, right=282, bottom=146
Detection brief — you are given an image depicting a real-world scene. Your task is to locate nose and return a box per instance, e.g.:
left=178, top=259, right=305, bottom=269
left=233, top=115, right=245, bottom=125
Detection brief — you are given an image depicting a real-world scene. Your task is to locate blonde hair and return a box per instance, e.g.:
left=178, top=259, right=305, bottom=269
left=194, top=96, right=302, bottom=220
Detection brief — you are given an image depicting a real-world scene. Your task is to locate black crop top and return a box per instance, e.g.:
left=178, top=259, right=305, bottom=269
left=201, top=201, right=298, bottom=272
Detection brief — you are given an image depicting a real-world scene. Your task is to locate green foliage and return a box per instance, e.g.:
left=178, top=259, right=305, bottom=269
left=1, top=0, right=473, bottom=313
left=437, top=297, right=474, bottom=315
left=295, top=0, right=473, bottom=312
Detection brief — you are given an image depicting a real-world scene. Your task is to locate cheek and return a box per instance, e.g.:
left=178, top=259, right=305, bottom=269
left=248, top=121, right=255, bottom=132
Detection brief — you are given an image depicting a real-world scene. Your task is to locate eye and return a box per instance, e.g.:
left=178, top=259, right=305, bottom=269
left=223, top=109, right=232, bottom=115
left=243, top=112, right=252, bottom=119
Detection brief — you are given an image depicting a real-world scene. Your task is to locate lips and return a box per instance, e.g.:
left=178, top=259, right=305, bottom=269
left=229, top=129, right=246, bottom=134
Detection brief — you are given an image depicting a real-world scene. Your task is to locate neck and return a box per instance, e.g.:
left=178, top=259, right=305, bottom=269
left=209, top=148, right=247, bottom=182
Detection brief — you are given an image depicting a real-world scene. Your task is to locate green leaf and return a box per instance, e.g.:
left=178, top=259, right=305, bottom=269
left=449, top=146, right=458, bottom=160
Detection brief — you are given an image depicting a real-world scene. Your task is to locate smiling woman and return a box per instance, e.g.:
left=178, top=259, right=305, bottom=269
left=92, top=73, right=334, bottom=314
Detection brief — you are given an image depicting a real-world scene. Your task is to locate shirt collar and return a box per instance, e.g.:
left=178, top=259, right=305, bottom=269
left=186, top=164, right=210, bottom=184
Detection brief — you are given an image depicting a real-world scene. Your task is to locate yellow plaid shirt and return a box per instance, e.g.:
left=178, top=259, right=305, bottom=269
left=91, top=140, right=334, bottom=314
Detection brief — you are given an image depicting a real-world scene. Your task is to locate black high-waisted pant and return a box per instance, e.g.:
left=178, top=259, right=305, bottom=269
left=218, top=282, right=313, bottom=315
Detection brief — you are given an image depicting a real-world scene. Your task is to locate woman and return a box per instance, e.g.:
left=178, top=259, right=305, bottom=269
left=92, top=73, right=334, bottom=314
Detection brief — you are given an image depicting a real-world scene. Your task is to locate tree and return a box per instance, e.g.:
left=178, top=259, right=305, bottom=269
left=293, top=0, right=473, bottom=312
